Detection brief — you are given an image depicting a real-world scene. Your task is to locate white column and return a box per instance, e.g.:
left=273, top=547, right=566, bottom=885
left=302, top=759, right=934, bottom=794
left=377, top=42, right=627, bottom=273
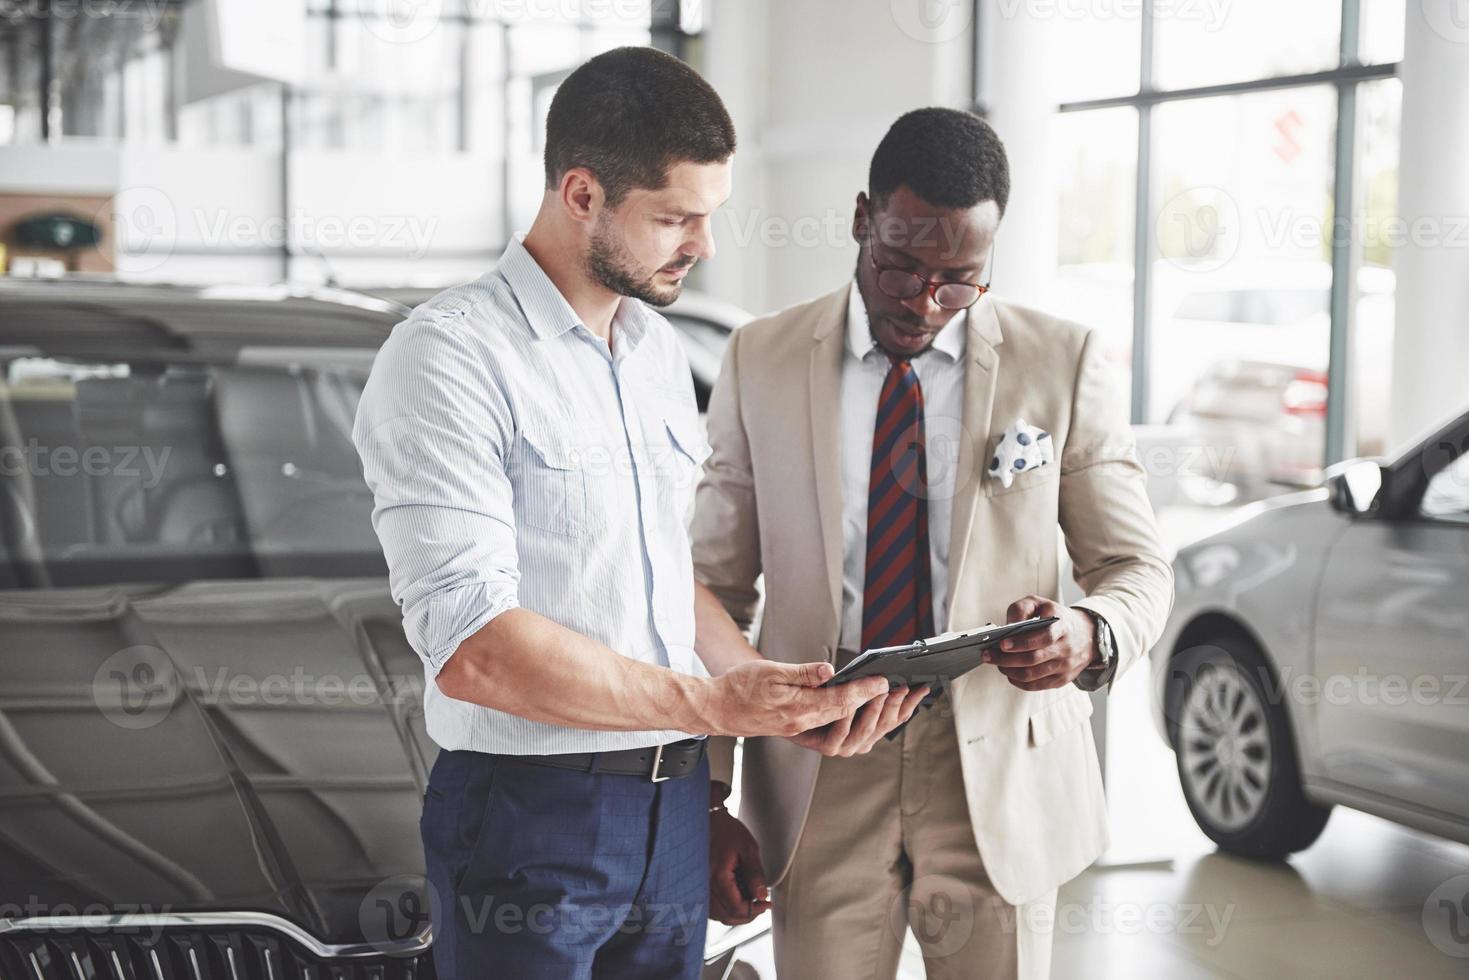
left=1388, top=5, right=1469, bottom=451
left=700, top=0, right=976, bottom=315
left=976, top=4, right=1059, bottom=310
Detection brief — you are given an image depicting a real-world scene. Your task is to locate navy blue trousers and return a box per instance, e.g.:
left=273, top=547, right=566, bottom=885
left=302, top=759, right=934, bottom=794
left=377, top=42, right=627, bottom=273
left=421, top=747, right=710, bottom=980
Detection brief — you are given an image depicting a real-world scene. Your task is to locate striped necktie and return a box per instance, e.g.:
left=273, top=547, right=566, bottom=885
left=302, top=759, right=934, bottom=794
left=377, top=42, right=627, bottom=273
left=861, top=355, right=936, bottom=653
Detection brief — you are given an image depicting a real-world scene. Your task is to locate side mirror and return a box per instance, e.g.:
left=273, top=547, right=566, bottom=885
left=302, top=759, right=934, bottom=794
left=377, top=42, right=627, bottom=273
left=1326, top=458, right=1384, bottom=516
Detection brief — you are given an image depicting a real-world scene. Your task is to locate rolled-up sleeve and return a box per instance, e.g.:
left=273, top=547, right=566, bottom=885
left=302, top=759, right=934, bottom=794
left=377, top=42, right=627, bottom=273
left=353, top=315, right=520, bottom=676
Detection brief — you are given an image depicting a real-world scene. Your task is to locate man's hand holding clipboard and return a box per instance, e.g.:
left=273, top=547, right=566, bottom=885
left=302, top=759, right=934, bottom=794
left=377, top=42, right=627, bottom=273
left=984, top=595, right=1107, bottom=691
left=819, top=614, right=1061, bottom=691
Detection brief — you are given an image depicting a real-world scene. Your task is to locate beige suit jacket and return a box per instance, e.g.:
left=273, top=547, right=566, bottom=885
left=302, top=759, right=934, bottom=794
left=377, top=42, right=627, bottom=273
left=691, top=285, right=1175, bottom=906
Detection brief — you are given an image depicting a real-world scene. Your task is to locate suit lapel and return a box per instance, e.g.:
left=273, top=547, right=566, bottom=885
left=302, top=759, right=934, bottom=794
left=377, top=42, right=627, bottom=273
left=945, top=296, right=1004, bottom=626
left=808, top=287, right=849, bottom=642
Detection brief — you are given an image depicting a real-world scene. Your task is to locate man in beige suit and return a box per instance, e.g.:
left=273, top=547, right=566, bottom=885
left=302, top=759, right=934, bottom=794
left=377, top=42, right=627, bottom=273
left=690, top=109, right=1175, bottom=978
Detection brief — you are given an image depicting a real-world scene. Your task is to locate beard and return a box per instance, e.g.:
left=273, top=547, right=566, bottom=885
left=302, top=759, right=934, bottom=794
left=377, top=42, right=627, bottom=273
left=586, top=214, right=691, bottom=308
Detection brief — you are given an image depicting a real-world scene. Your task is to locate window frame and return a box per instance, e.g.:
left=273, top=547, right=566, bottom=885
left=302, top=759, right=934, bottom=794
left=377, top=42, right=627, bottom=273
left=974, top=0, right=1402, bottom=471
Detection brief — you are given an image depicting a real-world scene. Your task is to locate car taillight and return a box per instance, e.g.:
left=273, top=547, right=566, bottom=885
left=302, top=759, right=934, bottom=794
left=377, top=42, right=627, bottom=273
left=1281, top=370, right=1329, bottom=417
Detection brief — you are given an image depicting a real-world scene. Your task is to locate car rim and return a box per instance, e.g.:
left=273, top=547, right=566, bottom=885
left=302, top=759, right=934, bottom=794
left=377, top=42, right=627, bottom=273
left=1178, top=663, right=1272, bottom=832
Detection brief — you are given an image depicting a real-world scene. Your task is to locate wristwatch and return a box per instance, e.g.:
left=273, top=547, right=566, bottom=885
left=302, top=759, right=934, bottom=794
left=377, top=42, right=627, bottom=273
left=1087, top=610, right=1115, bottom=671
left=1078, top=608, right=1116, bottom=690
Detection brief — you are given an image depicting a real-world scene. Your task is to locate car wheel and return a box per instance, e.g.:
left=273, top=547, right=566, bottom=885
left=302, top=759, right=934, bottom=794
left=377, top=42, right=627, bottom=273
left=1167, top=637, right=1332, bottom=859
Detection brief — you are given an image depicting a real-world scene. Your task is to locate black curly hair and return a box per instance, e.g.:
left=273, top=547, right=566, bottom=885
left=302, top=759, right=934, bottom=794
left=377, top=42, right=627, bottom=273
left=544, top=46, right=736, bottom=207
left=868, top=107, right=1010, bottom=215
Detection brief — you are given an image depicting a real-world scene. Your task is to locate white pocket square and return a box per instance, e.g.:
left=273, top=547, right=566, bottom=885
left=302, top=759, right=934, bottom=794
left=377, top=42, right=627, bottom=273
left=987, top=417, right=1054, bottom=488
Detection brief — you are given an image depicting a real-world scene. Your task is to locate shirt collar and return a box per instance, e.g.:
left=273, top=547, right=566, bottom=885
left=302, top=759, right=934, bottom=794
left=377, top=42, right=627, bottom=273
left=846, top=279, right=966, bottom=364
left=497, top=235, right=582, bottom=340
left=497, top=234, right=651, bottom=353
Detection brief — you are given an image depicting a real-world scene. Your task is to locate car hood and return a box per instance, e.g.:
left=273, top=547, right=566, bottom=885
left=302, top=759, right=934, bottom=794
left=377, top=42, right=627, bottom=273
left=1172, top=487, right=1342, bottom=594
left=0, top=577, right=434, bottom=947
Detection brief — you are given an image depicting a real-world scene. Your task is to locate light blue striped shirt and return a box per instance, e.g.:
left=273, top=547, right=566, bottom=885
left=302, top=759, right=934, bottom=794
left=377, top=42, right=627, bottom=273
left=352, top=236, right=712, bottom=754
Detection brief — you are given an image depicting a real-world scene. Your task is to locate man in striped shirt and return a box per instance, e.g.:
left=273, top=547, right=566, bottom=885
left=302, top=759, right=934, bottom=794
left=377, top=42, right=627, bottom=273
left=353, top=47, right=919, bottom=980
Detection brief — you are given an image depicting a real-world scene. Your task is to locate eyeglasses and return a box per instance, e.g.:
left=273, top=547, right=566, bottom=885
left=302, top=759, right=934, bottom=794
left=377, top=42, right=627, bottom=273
left=866, top=242, right=995, bottom=310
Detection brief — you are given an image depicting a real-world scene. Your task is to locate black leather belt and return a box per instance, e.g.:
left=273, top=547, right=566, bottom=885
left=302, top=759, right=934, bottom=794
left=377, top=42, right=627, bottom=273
left=498, top=738, right=706, bottom=782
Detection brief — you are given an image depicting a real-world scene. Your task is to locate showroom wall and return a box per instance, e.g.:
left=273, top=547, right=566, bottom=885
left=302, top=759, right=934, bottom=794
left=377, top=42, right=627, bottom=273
left=698, top=0, right=974, bottom=316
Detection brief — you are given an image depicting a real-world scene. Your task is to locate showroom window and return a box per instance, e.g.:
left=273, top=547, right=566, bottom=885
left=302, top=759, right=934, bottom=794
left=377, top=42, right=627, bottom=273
left=0, top=1, right=702, bottom=281
left=0, top=353, right=385, bottom=587
left=1023, top=0, right=1402, bottom=504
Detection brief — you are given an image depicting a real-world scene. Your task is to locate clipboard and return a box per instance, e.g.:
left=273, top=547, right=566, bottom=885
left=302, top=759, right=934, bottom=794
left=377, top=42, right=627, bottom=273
left=820, top=616, right=1060, bottom=689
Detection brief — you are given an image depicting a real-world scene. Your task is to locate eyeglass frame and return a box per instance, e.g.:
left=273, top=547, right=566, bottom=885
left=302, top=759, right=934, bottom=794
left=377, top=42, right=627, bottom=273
left=864, top=239, right=996, bottom=310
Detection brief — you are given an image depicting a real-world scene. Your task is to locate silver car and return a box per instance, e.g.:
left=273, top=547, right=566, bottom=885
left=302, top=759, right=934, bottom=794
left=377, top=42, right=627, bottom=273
left=1149, top=406, right=1469, bottom=857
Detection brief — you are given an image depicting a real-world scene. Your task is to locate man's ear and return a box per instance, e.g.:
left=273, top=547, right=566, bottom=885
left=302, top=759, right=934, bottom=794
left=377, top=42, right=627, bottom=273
left=852, top=191, right=871, bottom=245
left=557, top=167, right=604, bottom=226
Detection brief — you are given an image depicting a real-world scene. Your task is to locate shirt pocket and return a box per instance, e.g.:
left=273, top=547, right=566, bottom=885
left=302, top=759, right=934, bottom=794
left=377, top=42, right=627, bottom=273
left=515, top=422, right=592, bottom=538
left=655, top=414, right=712, bottom=531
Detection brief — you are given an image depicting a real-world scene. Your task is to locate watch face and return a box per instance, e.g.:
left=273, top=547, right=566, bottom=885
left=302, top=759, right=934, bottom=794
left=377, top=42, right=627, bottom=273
left=1090, top=613, right=1114, bottom=662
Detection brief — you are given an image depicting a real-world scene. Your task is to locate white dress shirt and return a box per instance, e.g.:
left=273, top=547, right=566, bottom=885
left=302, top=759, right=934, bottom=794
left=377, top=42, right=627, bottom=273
left=839, top=280, right=969, bottom=654
left=353, top=236, right=711, bottom=754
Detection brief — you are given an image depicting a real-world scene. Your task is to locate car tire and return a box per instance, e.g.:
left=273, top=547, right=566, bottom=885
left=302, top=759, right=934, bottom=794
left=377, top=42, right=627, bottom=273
left=1166, top=636, right=1332, bottom=859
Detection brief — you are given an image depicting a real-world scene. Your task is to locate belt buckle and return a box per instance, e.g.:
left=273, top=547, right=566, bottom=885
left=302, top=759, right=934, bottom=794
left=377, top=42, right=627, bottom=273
left=648, top=743, right=669, bottom=783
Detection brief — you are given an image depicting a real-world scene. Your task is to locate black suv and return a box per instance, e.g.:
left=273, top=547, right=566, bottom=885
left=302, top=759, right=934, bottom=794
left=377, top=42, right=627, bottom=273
left=0, top=277, right=753, bottom=980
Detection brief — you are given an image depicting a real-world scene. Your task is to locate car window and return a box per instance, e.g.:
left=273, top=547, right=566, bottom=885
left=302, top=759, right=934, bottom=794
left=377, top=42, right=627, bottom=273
left=665, top=314, right=730, bottom=413
left=0, top=353, right=385, bottom=588
left=1173, top=288, right=1327, bottom=325
left=1420, top=450, right=1469, bottom=525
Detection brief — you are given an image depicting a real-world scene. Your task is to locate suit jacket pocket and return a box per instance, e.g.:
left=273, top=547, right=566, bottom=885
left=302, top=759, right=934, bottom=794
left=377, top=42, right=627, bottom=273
left=1027, top=689, right=1094, bottom=747
left=983, top=463, right=1061, bottom=499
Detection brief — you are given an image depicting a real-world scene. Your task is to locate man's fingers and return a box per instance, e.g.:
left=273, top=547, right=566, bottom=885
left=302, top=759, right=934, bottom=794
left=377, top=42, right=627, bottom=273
left=996, top=620, right=1066, bottom=655
left=900, top=684, right=930, bottom=717
left=996, top=659, right=1069, bottom=682
left=712, top=856, right=746, bottom=918
left=986, top=645, right=1061, bottom=669
left=821, top=710, right=855, bottom=753
left=855, top=692, right=903, bottom=750
left=845, top=692, right=888, bottom=751
left=1008, top=672, right=1070, bottom=691
left=1006, top=594, right=1042, bottom=623
left=889, top=684, right=928, bottom=729
left=814, top=676, right=888, bottom=720
left=843, top=675, right=891, bottom=704
left=740, top=844, right=770, bottom=901
left=779, top=660, right=836, bottom=688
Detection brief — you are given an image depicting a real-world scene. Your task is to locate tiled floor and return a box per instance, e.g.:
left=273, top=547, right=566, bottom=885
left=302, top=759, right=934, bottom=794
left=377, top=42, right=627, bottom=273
left=723, top=752, right=1469, bottom=980
left=714, top=502, right=1469, bottom=978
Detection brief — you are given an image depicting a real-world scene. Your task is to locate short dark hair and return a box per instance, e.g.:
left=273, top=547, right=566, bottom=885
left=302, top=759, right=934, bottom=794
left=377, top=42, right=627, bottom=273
left=868, top=107, right=1010, bottom=215
left=544, top=47, right=736, bottom=206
